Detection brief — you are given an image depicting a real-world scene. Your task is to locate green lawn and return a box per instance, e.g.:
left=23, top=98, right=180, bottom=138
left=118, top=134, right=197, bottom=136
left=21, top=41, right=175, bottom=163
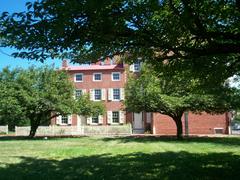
left=0, top=136, right=240, bottom=180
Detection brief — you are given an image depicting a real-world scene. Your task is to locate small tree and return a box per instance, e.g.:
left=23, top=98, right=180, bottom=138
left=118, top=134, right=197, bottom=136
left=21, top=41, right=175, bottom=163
left=125, top=65, right=240, bottom=139
left=0, top=67, right=104, bottom=137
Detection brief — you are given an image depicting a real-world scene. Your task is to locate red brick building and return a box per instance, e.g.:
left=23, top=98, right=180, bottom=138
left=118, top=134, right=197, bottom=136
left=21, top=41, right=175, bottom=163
left=52, top=59, right=231, bottom=135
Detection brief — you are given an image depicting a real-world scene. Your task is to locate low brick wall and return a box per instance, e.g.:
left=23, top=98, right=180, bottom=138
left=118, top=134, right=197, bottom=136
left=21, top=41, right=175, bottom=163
left=152, top=112, right=229, bottom=135
left=15, top=125, right=132, bottom=136
left=0, top=125, right=8, bottom=134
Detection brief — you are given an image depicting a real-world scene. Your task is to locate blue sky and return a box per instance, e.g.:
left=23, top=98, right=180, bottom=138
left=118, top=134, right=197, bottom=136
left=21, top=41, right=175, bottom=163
left=0, top=0, right=62, bottom=70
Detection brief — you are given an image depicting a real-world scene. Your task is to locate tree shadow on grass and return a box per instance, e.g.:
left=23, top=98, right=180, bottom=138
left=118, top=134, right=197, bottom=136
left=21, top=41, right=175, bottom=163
left=0, top=151, right=240, bottom=180
left=102, top=136, right=240, bottom=147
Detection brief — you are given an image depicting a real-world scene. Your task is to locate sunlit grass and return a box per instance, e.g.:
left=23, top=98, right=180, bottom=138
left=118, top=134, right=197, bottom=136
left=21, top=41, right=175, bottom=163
left=0, top=136, right=240, bottom=179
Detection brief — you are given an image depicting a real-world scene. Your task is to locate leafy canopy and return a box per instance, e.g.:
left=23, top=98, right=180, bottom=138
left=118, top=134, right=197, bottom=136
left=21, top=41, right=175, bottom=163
left=125, top=64, right=240, bottom=118
left=0, top=66, right=105, bottom=134
left=0, top=0, right=239, bottom=81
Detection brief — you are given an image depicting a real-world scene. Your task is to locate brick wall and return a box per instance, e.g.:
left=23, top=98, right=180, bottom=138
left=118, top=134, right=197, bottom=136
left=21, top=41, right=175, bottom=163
left=152, top=112, right=229, bottom=135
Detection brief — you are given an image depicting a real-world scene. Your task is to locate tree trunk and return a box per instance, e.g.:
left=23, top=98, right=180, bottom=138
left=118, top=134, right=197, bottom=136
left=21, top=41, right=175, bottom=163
left=173, top=116, right=183, bottom=140
left=29, top=119, right=40, bottom=138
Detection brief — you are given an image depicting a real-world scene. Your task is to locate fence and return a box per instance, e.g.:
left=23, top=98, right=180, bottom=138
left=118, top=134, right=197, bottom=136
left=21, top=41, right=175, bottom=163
left=0, top=125, right=8, bottom=134
left=15, top=124, right=132, bottom=136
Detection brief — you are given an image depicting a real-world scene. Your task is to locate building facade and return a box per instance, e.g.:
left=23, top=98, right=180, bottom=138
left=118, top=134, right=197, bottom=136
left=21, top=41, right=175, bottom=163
left=52, top=59, right=230, bottom=135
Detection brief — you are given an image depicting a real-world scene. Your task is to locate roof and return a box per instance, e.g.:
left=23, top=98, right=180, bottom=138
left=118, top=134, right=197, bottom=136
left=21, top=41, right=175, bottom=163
left=62, top=64, right=124, bottom=71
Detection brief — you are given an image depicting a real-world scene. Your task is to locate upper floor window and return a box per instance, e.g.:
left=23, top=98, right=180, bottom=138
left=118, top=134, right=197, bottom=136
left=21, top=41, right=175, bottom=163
left=90, top=89, right=105, bottom=101
left=75, top=73, right=83, bottom=82
left=113, top=88, right=120, bottom=100
left=94, top=89, right=102, bottom=100
left=75, top=89, right=82, bottom=99
left=129, top=62, right=141, bottom=72
left=112, top=72, right=120, bottom=81
left=133, top=63, right=140, bottom=72
left=93, top=73, right=102, bottom=81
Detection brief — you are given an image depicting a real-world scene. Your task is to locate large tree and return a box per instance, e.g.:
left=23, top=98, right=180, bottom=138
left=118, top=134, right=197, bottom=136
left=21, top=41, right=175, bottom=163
left=0, top=0, right=239, bottom=80
left=0, top=67, right=105, bottom=137
left=125, top=65, right=240, bottom=139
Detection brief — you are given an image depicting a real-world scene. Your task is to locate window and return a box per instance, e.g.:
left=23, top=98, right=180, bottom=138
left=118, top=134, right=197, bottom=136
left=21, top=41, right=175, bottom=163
left=112, top=72, right=120, bottom=81
left=75, top=89, right=82, bottom=99
left=214, top=128, right=224, bottom=134
left=113, top=89, right=120, bottom=100
left=93, top=73, right=102, bottom=81
left=92, top=116, right=99, bottom=124
left=94, top=89, right=102, bottom=100
left=75, top=73, right=83, bottom=82
left=134, top=63, right=140, bottom=72
left=112, top=111, right=120, bottom=123
left=61, top=116, right=68, bottom=124
left=130, top=61, right=141, bottom=72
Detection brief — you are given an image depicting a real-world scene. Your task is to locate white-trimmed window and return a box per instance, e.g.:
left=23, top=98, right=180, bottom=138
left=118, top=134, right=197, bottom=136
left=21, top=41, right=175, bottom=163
left=90, top=89, right=106, bottom=101
left=108, top=88, right=124, bottom=101
left=61, top=116, right=68, bottom=124
left=107, top=111, right=125, bottom=124
left=93, top=73, right=102, bottom=81
left=112, top=111, right=120, bottom=123
left=75, top=73, right=83, bottom=82
left=113, top=88, right=120, bottom=101
left=129, top=61, right=141, bottom=72
left=112, top=72, right=120, bottom=81
left=94, top=89, right=102, bottom=100
left=92, top=116, right=99, bottom=124
left=87, top=115, right=103, bottom=124
left=56, top=115, right=72, bottom=125
left=134, top=63, right=140, bottom=72
left=75, top=89, right=82, bottom=99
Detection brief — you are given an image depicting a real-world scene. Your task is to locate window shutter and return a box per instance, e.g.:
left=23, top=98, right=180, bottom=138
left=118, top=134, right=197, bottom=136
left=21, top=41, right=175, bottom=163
left=120, top=88, right=125, bottom=100
left=120, top=111, right=125, bottom=124
left=129, top=64, right=134, bottom=72
left=82, top=89, right=87, bottom=94
left=87, top=117, right=92, bottom=124
left=90, top=89, right=94, bottom=101
left=102, top=89, right=106, bottom=100
left=98, top=115, right=103, bottom=124
left=73, top=90, right=76, bottom=99
left=56, top=116, right=61, bottom=125
left=68, top=115, right=72, bottom=125
left=108, top=88, right=112, bottom=101
left=107, top=111, right=112, bottom=124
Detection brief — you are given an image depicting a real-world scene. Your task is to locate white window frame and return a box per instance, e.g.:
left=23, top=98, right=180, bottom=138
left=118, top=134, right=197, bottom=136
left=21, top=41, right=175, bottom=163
left=93, top=73, right=102, bottom=81
left=112, top=88, right=121, bottom=101
left=94, top=89, right=102, bottom=101
left=57, top=115, right=72, bottom=125
left=87, top=115, right=103, bottom=125
left=112, top=72, right=121, bottom=81
left=74, top=73, right=83, bottom=82
left=91, top=116, right=99, bottom=124
left=133, top=63, right=140, bottom=72
left=112, top=111, right=120, bottom=124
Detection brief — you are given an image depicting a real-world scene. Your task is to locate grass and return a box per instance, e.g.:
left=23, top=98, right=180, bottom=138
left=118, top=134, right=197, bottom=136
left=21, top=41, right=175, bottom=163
left=0, top=136, right=240, bottom=179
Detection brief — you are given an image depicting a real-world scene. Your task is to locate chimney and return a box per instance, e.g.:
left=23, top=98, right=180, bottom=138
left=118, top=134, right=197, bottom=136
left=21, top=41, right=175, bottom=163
left=105, top=57, right=111, bottom=65
left=62, top=59, right=68, bottom=69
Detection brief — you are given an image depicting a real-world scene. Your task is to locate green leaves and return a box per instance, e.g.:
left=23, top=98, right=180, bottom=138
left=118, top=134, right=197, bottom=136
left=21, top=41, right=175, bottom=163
left=125, top=64, right=240, bottom=117
left=0, top=66, right=104, bottom=132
